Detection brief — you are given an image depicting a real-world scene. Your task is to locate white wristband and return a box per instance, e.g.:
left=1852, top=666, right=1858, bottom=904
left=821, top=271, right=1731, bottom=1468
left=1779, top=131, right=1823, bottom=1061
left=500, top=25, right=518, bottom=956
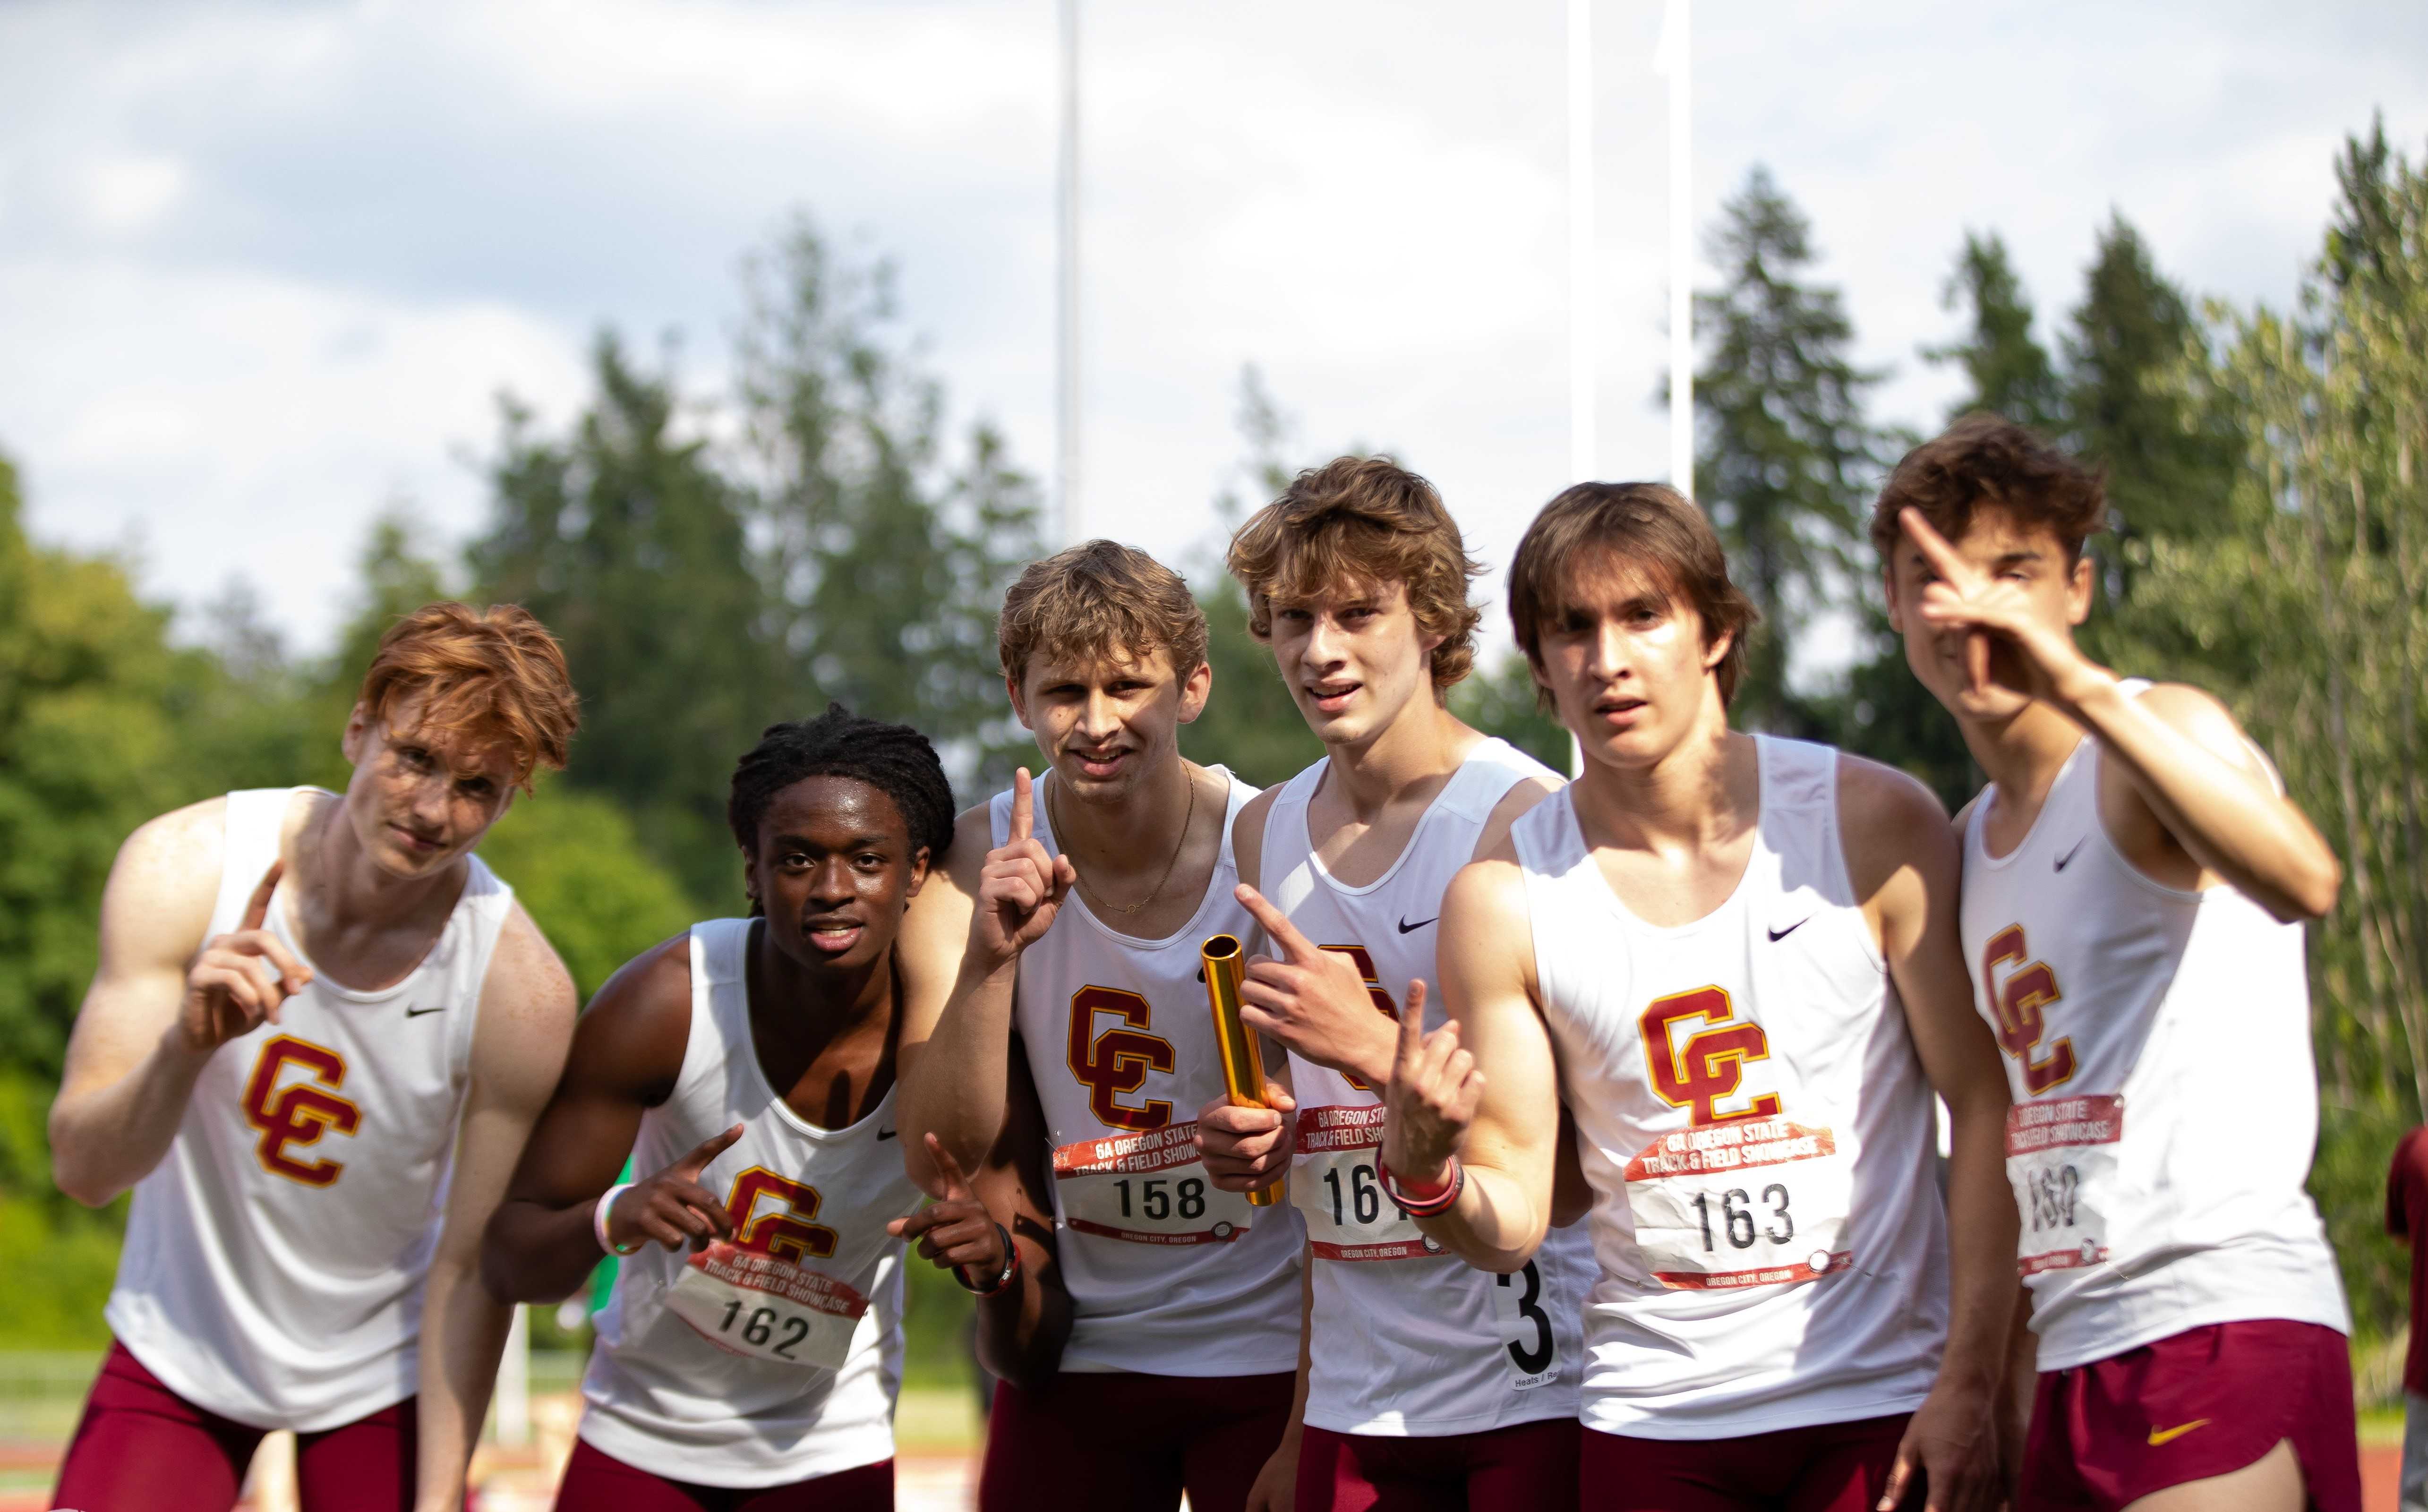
left=593, top=1183, right=640, bottom=1256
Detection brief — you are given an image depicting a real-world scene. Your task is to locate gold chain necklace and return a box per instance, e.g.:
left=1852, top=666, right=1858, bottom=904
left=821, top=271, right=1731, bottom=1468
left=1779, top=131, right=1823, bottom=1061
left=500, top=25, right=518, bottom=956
left=1049, top=767, right=1199, bottom=917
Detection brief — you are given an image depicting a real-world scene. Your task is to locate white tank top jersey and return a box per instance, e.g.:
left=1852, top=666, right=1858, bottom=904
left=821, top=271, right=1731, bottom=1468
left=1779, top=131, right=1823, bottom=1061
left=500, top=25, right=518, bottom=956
left=1514, top=737, right=1948, bottom=1439
left=106, top=788, right=510, bottom=1432
left=1263, top=738, right=1590, bottom=1438
left=1958, top=696, right=2349, bottom=1374
left=992, top=770, right=1304, bottom=1376
left=580, top=919, right=925, bottom=1486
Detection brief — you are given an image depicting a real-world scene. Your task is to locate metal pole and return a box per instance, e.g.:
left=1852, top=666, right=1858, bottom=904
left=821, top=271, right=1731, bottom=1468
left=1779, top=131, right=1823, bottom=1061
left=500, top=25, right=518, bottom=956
left=1659, top=0, right=1693, bottom=499
left=1565, top=0, right=1595, bottom=486
left=1056, top=0, right=1082, bottom=545
left=495, top=1304, right=530, bottom=1447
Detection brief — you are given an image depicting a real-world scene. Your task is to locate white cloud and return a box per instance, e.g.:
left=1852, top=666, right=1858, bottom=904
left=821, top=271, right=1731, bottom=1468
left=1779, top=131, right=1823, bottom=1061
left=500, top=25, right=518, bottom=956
left=81, top=154, right=188, bottom=232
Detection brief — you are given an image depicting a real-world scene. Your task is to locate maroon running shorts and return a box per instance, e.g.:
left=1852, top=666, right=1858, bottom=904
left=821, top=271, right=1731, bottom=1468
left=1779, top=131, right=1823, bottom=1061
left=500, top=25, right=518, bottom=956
left=976, top=1369, right=1294, bottom=1512
left=51, top=1338, right=415, bottom=1512
left=553, top=1437, right=892, bottom=1511
left=2018, top=1318, right=2360, bottom=1512
left=1294, top=1415, right=1579, bottom=1511
left=1581, top=1411, right=1909, bottom=1512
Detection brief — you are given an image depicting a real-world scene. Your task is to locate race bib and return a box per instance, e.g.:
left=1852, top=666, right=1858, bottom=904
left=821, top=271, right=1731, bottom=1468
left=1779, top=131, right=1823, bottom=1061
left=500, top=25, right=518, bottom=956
left=663, top=1242, right=868, bottom=1370
left=1053, top=1122, right=1254, bottom=1246
left=1291, top=1104, right=1442, bottom=1262
left=2006, top=1094, right=2122, bottom=1276
left=1490, top=1259, right=1562, bottom=1390
left=1622, top=1116, right=1853, bottom=1289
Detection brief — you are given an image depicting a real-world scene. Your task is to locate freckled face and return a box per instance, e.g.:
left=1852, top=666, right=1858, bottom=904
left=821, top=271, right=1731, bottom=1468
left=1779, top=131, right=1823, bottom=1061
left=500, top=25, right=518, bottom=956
left=339, top=698, right=519, bottom=879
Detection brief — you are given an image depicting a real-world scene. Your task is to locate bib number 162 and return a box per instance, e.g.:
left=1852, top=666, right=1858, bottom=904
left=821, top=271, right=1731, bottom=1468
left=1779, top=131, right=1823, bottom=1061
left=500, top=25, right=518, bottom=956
left=714, top=1298, right=809, bottom=1360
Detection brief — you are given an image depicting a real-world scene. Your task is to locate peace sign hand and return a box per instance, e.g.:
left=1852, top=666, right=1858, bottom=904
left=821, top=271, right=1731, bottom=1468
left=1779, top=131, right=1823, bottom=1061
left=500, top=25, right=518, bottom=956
left=605, top=1124, right=744, bottom=1254
left=889, top=1133, right=1010, bottom=1284
left=974, top=769, right=1077, bottom=970
left=1377, top=982, right=1480, bottom=1190
left=1898, top=508, right=2104, bottom=714
left=180, top=861, right=313, bottom=1053
left=1235, top=885, right=1402, bottom=1087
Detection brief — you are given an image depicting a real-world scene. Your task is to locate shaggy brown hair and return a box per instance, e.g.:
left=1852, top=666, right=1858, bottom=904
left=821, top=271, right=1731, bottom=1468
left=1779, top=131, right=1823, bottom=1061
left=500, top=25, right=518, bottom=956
left=1871, top=413, right=2108, bottom=565
left=1226, top=455, right=1484, bottom=689
left=997, top=540, right=1209, bottom=684
left=1506, top=483, right=1759, bottom=708
left=355, top=603, right=578, bottom=792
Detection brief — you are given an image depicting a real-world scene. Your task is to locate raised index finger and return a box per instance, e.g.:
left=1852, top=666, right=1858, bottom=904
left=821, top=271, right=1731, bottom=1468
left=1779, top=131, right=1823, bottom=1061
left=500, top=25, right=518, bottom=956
left=1393, top=979, right=1427, bottom=1073
left=1234, top=885, right=1317, bottom=963
left=1897, top=507, right=1978, bottom=591
left=1009, top=768, right=1035, bottom=843
left=923, top=1132, right=974, bottom=1201
left=239, top=860, right=285, bottom=933
left=677, top=1123, right=745, bottom=1175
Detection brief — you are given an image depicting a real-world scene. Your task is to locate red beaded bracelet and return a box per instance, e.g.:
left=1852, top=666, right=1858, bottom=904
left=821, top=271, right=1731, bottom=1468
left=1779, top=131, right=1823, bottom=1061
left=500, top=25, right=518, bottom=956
left=1379, top=1157, right=1464, bottom=1218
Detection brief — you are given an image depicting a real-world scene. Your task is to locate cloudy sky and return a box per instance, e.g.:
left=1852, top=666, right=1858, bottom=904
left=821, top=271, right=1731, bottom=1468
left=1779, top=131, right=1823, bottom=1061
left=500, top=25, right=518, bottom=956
left=4, top=0, right=2425, bottom=659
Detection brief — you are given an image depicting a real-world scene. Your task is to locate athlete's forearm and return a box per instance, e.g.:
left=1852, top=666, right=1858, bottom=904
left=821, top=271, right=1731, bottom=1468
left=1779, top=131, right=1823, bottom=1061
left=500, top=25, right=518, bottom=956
left=1414, top=1162, right=1546, bottom=1274
left=2064, top=675, right=2340, bottom=920
left=900, top=955, right=1020, bottom=1184
left=479, top=1196, right=606, bottom=1305
left=414, top=1251, right=515, bottom=1512
left=1936, top=1093, right=2020, bottom=1397
left=972, top=1222, right=1072, bottom=1389
left=49, top=1030, right=214, bottom=1206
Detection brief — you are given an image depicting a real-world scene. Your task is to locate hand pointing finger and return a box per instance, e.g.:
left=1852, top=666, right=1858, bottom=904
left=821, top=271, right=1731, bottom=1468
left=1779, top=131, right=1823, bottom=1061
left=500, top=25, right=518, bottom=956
left=239, top=860, right=284, bottom=932
left=1234, top=884, right=1319, bottom=963
left=1010, top=768, right=1034, bottom=843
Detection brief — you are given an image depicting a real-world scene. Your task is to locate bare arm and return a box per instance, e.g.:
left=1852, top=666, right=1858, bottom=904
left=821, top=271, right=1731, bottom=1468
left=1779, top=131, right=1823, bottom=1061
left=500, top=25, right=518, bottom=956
left=1402, top=855, right=1562, bottom=1273
left=50, top=799, right=314, bottom=1206
left=1843, top=759, right=2011, bottom=1512
left=2084, top=681, right=2339, bottom=921
left=415, top=906, right=578, bottom=1512
left=898, top=779, right=1073, bottom=1187
left=967, top=1043, right=1074, bottom=1386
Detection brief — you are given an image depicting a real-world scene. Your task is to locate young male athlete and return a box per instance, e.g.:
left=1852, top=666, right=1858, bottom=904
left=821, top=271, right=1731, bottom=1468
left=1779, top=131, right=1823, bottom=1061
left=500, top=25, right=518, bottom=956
left=1190, top=456, right=1590, bottom=1511
left=482, top=707, right=1064, bottom=1511
left=1875, top=415, right=2359, bottom=1512
left=47, top=603, right=583, bottom=1512
left=1398, top=483, right=2018, bottom=1512
left=898, top=541, right=1303, bottom=1512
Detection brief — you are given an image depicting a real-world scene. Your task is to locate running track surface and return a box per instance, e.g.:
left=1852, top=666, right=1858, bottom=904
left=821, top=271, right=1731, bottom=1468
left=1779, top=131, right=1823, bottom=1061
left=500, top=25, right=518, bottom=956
left=0, top=1445, right=2407, bottom=1512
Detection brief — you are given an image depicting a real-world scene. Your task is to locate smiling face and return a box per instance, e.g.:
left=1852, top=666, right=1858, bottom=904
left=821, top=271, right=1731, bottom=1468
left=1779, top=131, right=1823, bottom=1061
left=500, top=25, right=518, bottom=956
left=1008, top=645, right=1210, bottom=804
left=1530, top=549, right=1733, bottom=773
left=338, top=698, right=521, bottom=879
left=1266, top=576, right=1443, bottom=748
left=744, top=775, right=930, bottom=973
left=1883, top=504, right=2093, bottom=724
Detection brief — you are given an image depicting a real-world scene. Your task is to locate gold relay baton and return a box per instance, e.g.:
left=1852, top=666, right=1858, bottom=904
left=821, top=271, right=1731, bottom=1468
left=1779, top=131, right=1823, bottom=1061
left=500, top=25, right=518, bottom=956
left=1201, top=933, right=1280, bottom=1207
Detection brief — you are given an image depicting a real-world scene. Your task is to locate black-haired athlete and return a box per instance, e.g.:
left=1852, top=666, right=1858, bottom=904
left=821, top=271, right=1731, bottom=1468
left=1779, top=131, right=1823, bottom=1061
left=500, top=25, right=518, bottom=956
left=481, top=706, right=1068, bottom=1511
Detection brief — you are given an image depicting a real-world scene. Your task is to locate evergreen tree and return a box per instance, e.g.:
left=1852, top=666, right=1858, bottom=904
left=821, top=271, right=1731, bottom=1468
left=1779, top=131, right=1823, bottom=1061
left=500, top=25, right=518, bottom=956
left=1925, top=231, right=2064, bottom=432
left=1694, top=167, right=1890, bottom=730
left=470, top=335, right=782, bottom=909
left=2063, top=214, right=2238, bottom=549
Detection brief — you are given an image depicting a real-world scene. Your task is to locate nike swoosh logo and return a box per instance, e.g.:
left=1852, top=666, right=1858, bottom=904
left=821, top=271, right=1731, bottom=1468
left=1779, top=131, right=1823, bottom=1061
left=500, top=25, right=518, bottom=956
left=1398, top=916, right=1438, bottom=934
left=2054, top=837, right=2086, bottom=871
left=2146, top=1418, right=2210, bottom=1446
left=404, top=1005, right=445, bottom=1018
left=876, top=1127, right=898, bottom=1141
left=1767, top=918, right=1809, bottom=943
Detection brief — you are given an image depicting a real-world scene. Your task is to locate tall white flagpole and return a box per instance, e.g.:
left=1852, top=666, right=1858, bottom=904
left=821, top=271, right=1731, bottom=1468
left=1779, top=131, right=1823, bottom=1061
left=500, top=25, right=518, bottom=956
left=1056, top=0, right=1082, bottom=545
left=1657, top=0, right=1693, bottom=499
left=1565, top=0, right=1595, bottom=485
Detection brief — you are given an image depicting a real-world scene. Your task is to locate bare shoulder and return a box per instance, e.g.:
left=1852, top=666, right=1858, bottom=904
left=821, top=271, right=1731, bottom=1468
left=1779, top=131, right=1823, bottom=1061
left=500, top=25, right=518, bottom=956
left=1834, top=752, right=1958, bottom=899
left=947, top=801, right=999, bottom=890
left=101, top=796, right=234, bottom=966
left=478, top=903, right=580, bottom=1041
left=2130, top=681, right=2270, bottom=775
left=1231, top=785, right=1282, bottom=892
left=547, top=928, right=696, bottom=1100
left=1439, top=845, right=1536, bottom=997
left=1472, top=775, right=1561, bottom=863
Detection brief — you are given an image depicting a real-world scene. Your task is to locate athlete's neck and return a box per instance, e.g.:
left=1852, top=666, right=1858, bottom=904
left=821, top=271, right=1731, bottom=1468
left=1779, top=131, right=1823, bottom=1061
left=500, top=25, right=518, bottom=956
left=1319, top=695, right=1480, bottom=827
left=1960, top=698, right=2086, bottom=817
left=747, top=921, right=900, bottom=1127
left=1050, top=752, right=1197, bottom=872
left=1571, top=718, right=1756, bottom=857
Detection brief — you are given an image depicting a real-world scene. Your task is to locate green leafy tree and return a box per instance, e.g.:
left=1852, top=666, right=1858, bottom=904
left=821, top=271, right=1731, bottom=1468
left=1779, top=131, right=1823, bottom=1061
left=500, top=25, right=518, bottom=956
left=477, top=788, right=694, bottom=1002
left=1447, top=653, right=1570, bottom=775
left=1693, top=167, right=1891, bottom=731
left=736, top=221, right=1043, bottom=791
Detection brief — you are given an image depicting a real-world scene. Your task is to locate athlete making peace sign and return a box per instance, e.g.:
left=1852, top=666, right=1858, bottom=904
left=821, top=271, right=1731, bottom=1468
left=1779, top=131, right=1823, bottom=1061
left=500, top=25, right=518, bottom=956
left=482, top=708, right=1064, bottom=1511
